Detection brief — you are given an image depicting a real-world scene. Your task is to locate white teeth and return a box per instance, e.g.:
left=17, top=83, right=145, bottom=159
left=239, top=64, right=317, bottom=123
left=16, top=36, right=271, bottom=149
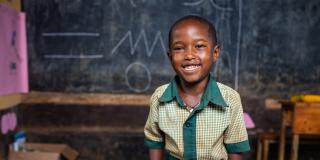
left=184, top=65, right=199, bottom=71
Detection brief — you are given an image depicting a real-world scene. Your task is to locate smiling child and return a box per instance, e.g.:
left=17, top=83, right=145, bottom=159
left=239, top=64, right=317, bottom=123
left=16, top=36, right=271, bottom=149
left=144, top=15, right=250, bottom=160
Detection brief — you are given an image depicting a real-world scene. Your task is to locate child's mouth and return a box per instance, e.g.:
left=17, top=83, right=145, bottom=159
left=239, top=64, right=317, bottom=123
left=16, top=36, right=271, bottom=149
left=182, top=64, right=201, bottom=71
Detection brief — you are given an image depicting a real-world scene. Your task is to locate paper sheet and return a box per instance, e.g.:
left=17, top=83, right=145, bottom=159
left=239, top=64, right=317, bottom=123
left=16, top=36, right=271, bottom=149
left=244, top=112, right=255, bottom=129
left=0, top=4, right=28, bottom=96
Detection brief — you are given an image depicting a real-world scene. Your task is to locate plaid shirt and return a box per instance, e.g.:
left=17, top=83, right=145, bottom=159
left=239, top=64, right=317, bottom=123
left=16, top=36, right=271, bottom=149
left=144, top=76, right=250, bottom=160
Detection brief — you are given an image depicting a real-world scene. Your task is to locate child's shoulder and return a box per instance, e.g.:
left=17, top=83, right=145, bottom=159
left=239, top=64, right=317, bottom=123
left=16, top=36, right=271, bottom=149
left=151, top=83, right=170, bottom=99
left=216, top=82, right=239, bottom=95
left=216, top=82, right=241, bottom=105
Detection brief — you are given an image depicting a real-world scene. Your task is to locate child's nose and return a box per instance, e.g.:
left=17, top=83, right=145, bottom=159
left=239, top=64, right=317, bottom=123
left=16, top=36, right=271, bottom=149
left=184, top=47, right=196, bottom=60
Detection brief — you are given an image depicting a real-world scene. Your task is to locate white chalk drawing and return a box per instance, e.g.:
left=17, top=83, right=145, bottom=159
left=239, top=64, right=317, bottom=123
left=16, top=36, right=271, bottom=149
left=110, top=0, right=123, bottom=17
left=44, top=54, right=103, bottom=59
left=234, top=0, right=242, bottom=90
left=184, top=0, right=242, bottom=90
left=216, top=12, right=232, bottom=45
left=129, top=0, right=137, bottom=7
left=42, top=32, right=101, bottom=59
left=130, top=0, right=155, bottom=8
left=125, top=62, right=151, bottom=93
left=183, top=0, right=233, bottom=11
left=111, top=29, right=166, bottom=57
left=42, top=32, right=100, bottom=37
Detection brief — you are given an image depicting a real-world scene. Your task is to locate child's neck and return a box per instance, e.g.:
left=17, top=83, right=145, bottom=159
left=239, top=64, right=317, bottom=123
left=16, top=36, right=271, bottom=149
left=178, top=76, right=208, bottom=95
left=178, top=76, right=209, bottom=108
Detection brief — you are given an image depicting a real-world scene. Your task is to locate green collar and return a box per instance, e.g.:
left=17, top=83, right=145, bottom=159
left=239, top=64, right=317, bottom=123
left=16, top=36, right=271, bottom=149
left=159, top=75, right=228, bottom=109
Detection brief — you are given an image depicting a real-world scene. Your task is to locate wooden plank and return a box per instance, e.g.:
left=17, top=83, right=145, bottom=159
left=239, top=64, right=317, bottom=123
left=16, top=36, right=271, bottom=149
left=290, top=134, right=299, bottom=160
left=0, top=0, right=21, bottom=11
left=25, top=143, right=78, bottom=160
left=0, top=94, right=22, bottom=110
left=293, top=102, right=320, bottom=135
left=264, top=98, right=282, bottom=110
left=22, top=91, right=151, bottom=106
left=9, top=143, right=78, bottom=160
left=278, top=109, right=288, bottom=160
left=9, top=151, right=60, bottom=160
left=20, top=126, right=144, bottom=134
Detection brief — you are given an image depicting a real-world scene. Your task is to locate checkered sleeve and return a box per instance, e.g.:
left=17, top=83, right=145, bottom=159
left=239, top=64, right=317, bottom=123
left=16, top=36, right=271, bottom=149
left=144, top=88, right=165, bottom=149
left=224, top=91, right=250, bottom=153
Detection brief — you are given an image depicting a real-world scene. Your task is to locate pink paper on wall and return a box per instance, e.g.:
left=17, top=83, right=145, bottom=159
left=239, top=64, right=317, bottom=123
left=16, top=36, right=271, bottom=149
left=0, top=4, right=28, bottom=96
left=244, top=112, right=255, bottom=129
left=1, top=112, right=17, bottom=135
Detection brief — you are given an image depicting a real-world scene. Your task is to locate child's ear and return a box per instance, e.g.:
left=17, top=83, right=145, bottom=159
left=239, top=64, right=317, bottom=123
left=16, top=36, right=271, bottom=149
left=167, top=51, right=175, bottom=65
left=167, top=51, right=172, bottom=58
left=212, top=45, right=220, bottom=62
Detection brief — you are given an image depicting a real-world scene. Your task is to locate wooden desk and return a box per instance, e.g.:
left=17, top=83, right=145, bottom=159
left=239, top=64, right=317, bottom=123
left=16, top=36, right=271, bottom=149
left=0, top=94, right=22, bottom=110
left=278, top=101, right=320, bottom=160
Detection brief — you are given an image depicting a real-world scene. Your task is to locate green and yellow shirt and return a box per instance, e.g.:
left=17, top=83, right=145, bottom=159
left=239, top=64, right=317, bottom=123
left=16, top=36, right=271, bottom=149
left=144, top=76, right=250, bottom=159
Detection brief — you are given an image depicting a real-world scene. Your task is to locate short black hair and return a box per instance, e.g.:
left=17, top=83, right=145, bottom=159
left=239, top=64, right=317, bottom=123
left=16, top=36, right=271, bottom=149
left=168, top=15, right=217, bottom=49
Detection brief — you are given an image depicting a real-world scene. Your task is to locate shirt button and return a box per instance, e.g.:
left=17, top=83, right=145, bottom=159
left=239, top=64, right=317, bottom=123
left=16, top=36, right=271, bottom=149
left=185, top=122, right=191, bottom=127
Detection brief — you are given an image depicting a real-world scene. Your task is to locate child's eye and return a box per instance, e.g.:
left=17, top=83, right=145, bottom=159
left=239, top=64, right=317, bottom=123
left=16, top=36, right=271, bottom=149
left=195, top=44, right=206, bottom=49
left=173, top=47, right=184, bottom=51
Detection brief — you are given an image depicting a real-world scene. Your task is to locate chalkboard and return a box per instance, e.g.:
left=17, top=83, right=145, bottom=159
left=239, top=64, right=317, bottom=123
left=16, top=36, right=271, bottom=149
left=24, top=0, right=320, bottom=97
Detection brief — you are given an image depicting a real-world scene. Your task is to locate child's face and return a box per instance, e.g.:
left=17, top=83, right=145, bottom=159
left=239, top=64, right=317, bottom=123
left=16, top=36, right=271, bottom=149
left=169, top=20, right=220, bottom=84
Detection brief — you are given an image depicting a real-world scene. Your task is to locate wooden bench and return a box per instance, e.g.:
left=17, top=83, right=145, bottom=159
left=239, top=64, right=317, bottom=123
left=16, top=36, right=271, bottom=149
left=256, top=132, right=278, bottom=160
